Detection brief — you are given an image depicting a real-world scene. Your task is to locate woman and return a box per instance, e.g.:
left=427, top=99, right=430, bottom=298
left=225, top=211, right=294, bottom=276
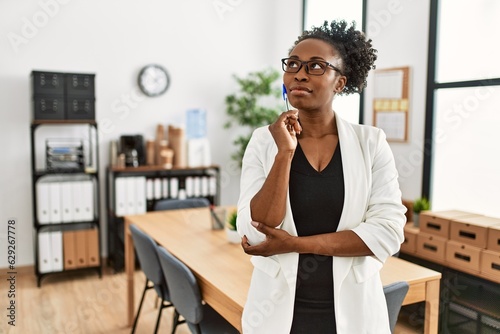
left=236, top=20, right=406, bottom=333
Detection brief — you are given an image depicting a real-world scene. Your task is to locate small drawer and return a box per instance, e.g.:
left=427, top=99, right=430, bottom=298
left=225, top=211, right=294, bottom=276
left=446, top=240, right=481, bottom=273
left=480, top=250, right=500, bottom=283
left=400, top=223, right=418, bottom=254
left=487, top=224, right=500, bottom=252
left=32, top=95, right=65, bottom=120
left=65, top=96, right=95, bottom=120
left=31, top=71, right=65, bottom=96
left=65, top=73, right=95, bottom=97
left=450, top=216, right=500, bottom=249
left=416, top=232, right=447, bottom=263
left=419, top=210, right=480, bottom=239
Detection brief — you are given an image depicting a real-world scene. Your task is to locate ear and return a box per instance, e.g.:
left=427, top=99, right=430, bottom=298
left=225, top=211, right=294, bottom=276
left=334, top=75, right=347, bottom=93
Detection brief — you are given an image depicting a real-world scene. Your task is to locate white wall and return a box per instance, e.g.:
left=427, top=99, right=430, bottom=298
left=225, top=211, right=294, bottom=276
left=0, top=0, right=303, bottom=267
left=364, top=0, right=430, bottom=201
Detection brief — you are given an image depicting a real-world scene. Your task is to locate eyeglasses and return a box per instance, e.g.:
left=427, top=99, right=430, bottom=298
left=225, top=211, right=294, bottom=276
left=281, top=58, right=343, bottom=76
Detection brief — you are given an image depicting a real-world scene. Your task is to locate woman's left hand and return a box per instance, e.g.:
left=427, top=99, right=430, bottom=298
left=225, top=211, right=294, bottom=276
left=241, top=221, right=295, bottom=257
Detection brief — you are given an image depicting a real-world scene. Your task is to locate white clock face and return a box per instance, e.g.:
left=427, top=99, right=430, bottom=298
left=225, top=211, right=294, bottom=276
left=138, top=65, right=169, bottom=97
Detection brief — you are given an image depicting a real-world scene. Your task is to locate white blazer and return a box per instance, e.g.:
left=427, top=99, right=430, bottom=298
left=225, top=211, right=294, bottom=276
left=237, top=114, right=407, bottom=334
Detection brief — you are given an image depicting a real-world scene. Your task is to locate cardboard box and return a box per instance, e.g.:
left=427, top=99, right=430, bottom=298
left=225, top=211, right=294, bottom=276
left=487, top=224, right=500, bottom=252
left=400, top=223, right=418, bottom=254
left=416, top=232, right=447, bottom=264
left=480, top=249, right=500, bottom=283
left=419, top=210, right=480, bottom=239
left=450, top=216, right=500, bottom=249
left=446, top=240, right=481, bottom=273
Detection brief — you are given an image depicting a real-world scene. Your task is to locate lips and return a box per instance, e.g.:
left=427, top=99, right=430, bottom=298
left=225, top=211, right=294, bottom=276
left=290, top=85, right=312, bottom=93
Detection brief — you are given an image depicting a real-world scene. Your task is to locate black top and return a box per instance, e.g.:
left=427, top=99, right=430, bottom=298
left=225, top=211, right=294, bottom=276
left=289, top=142, right=345, bottom=334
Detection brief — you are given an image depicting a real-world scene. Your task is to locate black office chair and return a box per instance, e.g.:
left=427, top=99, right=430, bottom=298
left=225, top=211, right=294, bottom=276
left=129, top=224, right=174, bottom=334
left=156, top=246, right=239, bottom=334
left=384, top=281, right=410, bottom=333
left=152, top=197, right=214, bottom=308
left=153, top=197, right=211, bottom=211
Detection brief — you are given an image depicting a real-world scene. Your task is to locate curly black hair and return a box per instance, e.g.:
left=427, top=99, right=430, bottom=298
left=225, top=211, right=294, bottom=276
left=291, top=20, right=377, bottom=95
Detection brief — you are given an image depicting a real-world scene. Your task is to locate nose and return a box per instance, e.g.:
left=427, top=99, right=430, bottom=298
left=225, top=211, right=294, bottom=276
left=294, top=64, right=309, bottom=82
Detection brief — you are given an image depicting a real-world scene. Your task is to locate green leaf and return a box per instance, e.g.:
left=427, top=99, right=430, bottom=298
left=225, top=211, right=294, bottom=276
left=225, top=68, right=282, bottom=166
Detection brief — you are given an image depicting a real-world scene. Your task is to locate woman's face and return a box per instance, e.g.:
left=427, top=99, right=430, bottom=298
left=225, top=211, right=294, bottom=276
left=283, top=38, right=346, bottom=112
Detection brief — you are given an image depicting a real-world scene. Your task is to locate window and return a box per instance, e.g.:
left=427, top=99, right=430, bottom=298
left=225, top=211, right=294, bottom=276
left=302, top=0, right=365, bottom=124
left=424, top=0, right=500, bottom=217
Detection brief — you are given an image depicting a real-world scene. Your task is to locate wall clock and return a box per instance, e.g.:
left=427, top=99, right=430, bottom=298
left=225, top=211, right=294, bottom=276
left=138, top=64, right=170, bottom=97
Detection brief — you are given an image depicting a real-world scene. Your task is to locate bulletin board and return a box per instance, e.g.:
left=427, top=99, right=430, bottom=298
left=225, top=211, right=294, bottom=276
left=372, top=66, right=410, bottom=142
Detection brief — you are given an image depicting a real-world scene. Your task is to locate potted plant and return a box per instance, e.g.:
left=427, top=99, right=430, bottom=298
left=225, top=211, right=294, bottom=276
left=225, top=210, right=240, bottom=243
left=224, top=68, right=282, bottom=167
left=413, top=197, right=430, bottom=227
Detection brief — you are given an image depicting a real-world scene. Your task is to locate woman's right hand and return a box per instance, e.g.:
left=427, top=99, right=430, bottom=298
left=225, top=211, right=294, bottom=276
left=268, top=110, right=302, bottom=153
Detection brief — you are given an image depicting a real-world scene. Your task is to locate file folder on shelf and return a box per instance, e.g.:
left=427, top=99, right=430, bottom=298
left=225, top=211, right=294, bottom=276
left=51, top=231, right=64, bottom=272
left=38, top=232, right=53, bottom=273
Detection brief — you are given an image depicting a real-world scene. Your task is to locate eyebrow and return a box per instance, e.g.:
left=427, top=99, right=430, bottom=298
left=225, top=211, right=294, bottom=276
left=288, top=55, right=327, bottom=61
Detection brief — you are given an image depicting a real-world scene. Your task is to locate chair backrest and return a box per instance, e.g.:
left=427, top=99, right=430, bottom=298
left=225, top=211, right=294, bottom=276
left=156, top=246, right=204, bottom=325
left=153, top=197, right=211, bottom=211
left=384, top=281, right=409, bottom=333
left=130, top=224, right=165, bottom=290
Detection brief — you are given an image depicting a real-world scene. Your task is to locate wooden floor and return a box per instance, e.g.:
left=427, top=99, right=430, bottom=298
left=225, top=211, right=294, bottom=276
left=0, top=266, right=422, bottom=334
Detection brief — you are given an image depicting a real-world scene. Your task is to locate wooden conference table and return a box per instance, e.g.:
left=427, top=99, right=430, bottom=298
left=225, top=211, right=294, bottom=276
left=125, top=207, right=441, bottom=333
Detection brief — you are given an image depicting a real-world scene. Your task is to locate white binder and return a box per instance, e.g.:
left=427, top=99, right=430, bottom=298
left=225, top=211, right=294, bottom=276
left=193, top=177, right=201, bottom=197
left=126, top=177, right=136, bottom=215
left=36, top=181, right=51, bottom=224
left=209, top=176, right=217, bottom=196
left=162, top=178, right=169, bottom=198
left=48, top=181, right=62, bottom=224
left=60, top=181, right=74, bottom=223
left=81, top=180, right=94, bottom=221
left=115, top=177, right=127, bottom=217
left=153, top=178, right=162, bottom=200
left=50, top=231, right=63, bottom=272
left=201, top=176, right=209, bottom=197
left=38, top=232, right=52, bottom=273
left=169, top=177, right=179, bottom=199
left=72, top=181, right=84, bottom=221
left=135, top=177, right=146, bottom=214
left=185, top=177, right=194, bottom=197
left=146, top=178, right=154, bottom=201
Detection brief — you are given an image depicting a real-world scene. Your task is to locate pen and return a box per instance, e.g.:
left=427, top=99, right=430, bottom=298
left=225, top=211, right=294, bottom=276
left=282, top=83, right=290, bottom=111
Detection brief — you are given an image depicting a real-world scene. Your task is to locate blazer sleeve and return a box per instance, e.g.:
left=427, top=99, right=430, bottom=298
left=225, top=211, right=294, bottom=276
left=351, top=129, right=407, bottom=263
left=236, top=127, right=270, bottom=245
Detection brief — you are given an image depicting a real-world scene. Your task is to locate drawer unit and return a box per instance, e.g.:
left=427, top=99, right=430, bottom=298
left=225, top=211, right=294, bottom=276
left=400, top=223, right=418, bottom=254
left=487, top=224, right=500, bottom=252
left=65, top=97, right=95, bottom=120
left=31, top=71, right=65, bottom=96
left=450, top=216, right=500, bottom=249
left=65, top=73, right=95, bottom=97
left=32, top=95, right=65, bottom=120
left=416, top=232, right=447, bottom=264
left=31, top=70, right=96, bottom=121
left=419, top=210, right=480, bottom=239
left=446, top=240, right=481, bottom=274
left=480, top=250, right=500, bottom=283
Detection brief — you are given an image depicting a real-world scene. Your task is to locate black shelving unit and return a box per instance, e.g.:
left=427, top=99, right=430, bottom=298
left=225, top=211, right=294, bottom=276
left=105, top=165, right=221, bottom=272
left=30, top=120, right=102, bottom=287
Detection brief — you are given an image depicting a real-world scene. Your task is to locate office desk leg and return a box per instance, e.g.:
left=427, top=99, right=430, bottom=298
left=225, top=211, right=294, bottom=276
left=424, top=279, right=440, bottom=334
left=125, top=218, right=135, bottom=327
